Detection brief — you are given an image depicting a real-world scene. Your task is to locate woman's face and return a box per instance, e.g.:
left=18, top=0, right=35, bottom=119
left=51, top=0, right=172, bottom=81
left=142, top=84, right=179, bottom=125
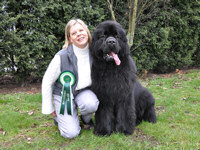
left=69, top=23, right=89, bottom=49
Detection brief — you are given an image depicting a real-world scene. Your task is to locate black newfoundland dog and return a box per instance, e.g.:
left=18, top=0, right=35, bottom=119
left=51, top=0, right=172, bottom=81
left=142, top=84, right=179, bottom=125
left=90, top=20, right=157, bottom=136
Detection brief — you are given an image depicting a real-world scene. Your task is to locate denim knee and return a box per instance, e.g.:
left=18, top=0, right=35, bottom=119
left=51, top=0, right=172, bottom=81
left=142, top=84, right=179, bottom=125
left=75, top=90, right=99, bottom=115
left=59, top=128, right=80, bottom=139
left=85, top=100, right=99, bottom=113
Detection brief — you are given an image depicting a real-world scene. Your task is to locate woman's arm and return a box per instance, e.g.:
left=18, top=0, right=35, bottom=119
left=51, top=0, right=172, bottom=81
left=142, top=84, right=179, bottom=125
left=42, top=55, right=61, bottom=114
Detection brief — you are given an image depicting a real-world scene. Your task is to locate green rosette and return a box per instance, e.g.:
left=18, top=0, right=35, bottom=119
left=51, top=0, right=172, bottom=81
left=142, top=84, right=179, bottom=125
left=59, top=71, right=76, bottom=115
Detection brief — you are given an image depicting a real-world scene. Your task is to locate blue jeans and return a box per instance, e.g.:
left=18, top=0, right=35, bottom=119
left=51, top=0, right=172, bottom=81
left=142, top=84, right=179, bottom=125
left=53, top=89, right=99, bottom=139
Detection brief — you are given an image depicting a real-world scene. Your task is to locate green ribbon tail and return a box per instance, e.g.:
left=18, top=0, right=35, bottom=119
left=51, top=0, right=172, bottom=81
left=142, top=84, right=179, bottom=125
left=60, top=82, right=72, bottom=115
left=66, top=82, right=72, bottom=115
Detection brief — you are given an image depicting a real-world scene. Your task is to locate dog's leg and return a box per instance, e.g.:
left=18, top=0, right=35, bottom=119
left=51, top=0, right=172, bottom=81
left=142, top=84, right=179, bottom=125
left=115, top=103, right=126, bottom=133
left=94, top=104, right=114, bottom=136
left=143, top=104, right=157, bottom=123
left=137, top=88, right=157, bottom=124
left=115, top=99, right=136, bottom=135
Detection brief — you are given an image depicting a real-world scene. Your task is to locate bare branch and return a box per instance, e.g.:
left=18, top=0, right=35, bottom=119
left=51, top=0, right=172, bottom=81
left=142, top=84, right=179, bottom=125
left=107, top=0, right=116, bottom=21
left=127, top=0, right=138, bottom=47
left=137, top=0, right=159, bottom=20
left=130, top=43, right=150, bottom=52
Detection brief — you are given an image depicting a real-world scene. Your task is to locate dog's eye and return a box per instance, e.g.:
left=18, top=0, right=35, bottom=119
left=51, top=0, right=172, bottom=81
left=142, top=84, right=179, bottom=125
left=99, top=35, right=106, bottom=39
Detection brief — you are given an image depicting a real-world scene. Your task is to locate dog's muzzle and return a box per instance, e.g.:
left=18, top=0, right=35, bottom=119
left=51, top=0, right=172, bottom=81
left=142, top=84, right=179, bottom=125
left=106, top=37, right=117, bottom=47
left=103, top=54, right=114, bottom=62
left=103, top=52, right=121, bottom=66
left=102, top=37, right=121, bottom=65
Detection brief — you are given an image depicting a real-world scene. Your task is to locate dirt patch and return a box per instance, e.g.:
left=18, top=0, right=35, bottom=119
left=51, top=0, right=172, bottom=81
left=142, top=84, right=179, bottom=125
left=0, top=74, right=42, bottom=94
left=0, top=82, right=41, bottom=95
left=0, top=67, right=199, bottom=95
left=131, top=128, right=159, bottom=147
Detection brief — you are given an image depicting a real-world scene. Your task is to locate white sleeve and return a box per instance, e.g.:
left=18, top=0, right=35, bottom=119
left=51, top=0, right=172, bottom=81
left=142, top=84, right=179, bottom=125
left=42, top=55, right=61, bottom=114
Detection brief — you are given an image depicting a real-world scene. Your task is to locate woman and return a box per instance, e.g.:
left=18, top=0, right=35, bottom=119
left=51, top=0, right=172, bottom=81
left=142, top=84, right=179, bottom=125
left=42, top=19, right=99, bottom=139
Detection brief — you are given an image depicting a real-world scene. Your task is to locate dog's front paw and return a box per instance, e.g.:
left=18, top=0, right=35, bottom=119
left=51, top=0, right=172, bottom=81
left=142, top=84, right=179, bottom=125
left=115, top=123, right=125, bottom=133
left=144, top=109, right=157, bottom=124
left=94, top=128, right=112, bottom=136
left=116, top=125, right=134, bottom=135
left=148, top=116, right=157, bottom=124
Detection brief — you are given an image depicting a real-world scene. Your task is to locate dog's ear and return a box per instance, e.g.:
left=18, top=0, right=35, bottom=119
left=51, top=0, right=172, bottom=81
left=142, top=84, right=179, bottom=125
left=115, top=23, right=130, bottom=57
left=120, top=41, right=130, bottom=57
left=90, top=31, right=103, bottom=60
left=90, top=37, right=97, bottom=57
left=118, top=32, right=130, bottom=57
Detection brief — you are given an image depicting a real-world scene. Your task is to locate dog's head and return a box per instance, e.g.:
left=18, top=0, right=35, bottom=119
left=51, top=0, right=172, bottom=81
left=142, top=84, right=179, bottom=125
left=90, top=21, right=130, bottom=65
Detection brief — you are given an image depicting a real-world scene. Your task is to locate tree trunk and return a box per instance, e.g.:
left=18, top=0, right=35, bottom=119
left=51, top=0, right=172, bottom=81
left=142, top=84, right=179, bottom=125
left=107, top=0, right=116, bottom=21
left=127, top=0, right=138, bottom=47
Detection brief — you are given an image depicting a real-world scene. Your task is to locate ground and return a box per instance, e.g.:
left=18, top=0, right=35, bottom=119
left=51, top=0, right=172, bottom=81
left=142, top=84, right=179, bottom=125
left=0, top=68, right=199, bottom=149
left=0, top=82, right=41, bottom=95
left=0, top=68, right=198, bottom=95
left=0, top=74, right=42, bottom=94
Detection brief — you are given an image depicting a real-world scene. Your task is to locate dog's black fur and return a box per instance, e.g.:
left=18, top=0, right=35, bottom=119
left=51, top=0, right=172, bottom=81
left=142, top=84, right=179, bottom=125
left=90, top=21, right=157, bottom=136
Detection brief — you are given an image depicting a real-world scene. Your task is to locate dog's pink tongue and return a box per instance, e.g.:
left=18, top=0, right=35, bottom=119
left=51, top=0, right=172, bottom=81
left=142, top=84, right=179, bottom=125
left=109, top=52, right=121, bottom=65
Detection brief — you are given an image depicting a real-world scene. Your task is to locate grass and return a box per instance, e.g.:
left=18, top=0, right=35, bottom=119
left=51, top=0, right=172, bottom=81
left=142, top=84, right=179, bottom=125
left=0, top=69, right=199, bottom=150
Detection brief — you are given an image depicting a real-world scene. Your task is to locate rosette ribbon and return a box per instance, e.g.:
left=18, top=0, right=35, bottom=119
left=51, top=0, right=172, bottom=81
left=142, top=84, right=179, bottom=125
left=59, top=71, right=76, bottom=115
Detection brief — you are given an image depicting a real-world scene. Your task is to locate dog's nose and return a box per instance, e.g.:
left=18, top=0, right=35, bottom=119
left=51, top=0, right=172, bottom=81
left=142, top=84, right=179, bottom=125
left=106, top=37, right=116, bottom=45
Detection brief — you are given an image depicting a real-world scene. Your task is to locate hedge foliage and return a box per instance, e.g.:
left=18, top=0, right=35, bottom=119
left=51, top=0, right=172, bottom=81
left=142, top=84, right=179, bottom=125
left=0, top=0, right=109, bottom=82
left=132, top=0, right=200, bottom=73
left=0, top=0, right=199, bottom=82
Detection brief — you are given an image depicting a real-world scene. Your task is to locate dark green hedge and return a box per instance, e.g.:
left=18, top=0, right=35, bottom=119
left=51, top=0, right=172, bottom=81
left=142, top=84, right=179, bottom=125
left=0, top=0, right=109, bottom=82
left=0, top=0, right=199, bottom=83
left=132, top=0, right=200, bottom=73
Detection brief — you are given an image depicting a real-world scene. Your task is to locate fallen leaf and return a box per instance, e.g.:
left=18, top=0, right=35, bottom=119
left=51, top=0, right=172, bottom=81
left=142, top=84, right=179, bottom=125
left=27, top=137, right=32, bottom=141
left=39, top=130, right=47, bottom=134
left=194, top=86, right=200, bottom=90
left=26, top=137, right=32, bottom=144
left=174, top=81, right=181, bottom=85
left=173, top=86, right=182, bottom=89
left=28, top=111, right=34, bottom=116
left=182, top=97, right=187, bottom=100
left=156, top=106, right=166, bottom=112
left=170, top=125, right=176, bottom=128
left=40, top=123, right=53, bottom=127
left=3, top=131, right=6, bottom=135
left=31, top=123, right=37, bottom=128
left=175, top=69, right=182, bottom=74
left=162, top=74, right=171, bottom=78
left=188, top=113, right=197, bottom=117
left=18, top=133, right=25, bottom=137
left=0, top=128, right=6, bottom=135
left=19, top=110, right=25, bottom=114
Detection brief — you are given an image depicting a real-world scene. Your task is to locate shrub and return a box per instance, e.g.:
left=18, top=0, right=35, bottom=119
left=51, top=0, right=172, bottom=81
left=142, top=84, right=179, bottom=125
left=131, top=0, right=199, bottom=73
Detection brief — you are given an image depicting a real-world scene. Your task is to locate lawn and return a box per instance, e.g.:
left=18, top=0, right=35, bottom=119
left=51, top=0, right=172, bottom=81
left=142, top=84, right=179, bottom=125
left=0, top=69, right=199, bottom=150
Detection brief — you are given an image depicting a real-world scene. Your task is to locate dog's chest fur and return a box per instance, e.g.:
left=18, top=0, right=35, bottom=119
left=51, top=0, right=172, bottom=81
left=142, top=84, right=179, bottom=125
left=91, top=60, right=135, bottom=103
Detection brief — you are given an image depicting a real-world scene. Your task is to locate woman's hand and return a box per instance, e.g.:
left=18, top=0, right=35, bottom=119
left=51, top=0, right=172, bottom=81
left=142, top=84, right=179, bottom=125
left=51, top=111, right=57, bottom=117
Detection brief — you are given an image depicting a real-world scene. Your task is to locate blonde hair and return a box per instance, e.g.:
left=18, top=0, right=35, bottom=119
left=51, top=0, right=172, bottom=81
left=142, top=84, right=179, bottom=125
left=62, top=19, right=92, bottom=49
